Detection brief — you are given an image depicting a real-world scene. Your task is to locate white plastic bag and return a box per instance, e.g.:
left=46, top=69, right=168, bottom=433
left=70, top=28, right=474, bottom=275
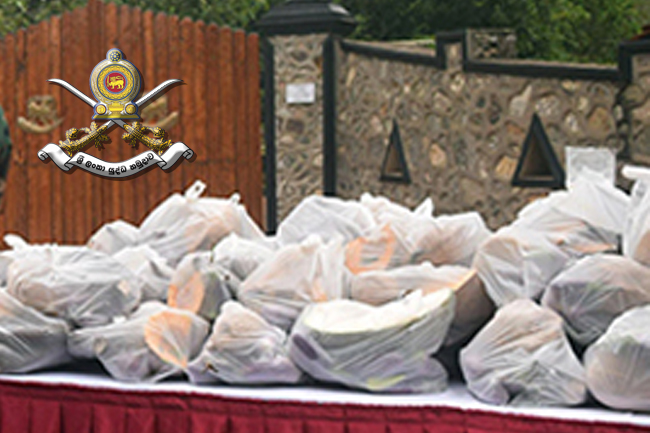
left=87, top=220, right=140, bottom=255
left=139, top=180, right=264, bottom=266
left=0, top=290, right=70, bottom=373
left=345, top=211, right=490, bottom=273
left=167, top=252, right=237, bottom=321
left=349, top=262, right=463, bottom=306
left=397, top=212, right=492, bottom=267
left=187, top=301, right=302, bottom=385
left=360, top=193, right=434, bottom=223
left=349, top=263, right=493, bottom=346
left=344, top=223, right=414, bottom=274
left=288, top=289, right=455, bottom=393
left=460, top=299, right=586, bottom=407
left=68, top=302, right=209, bottom=383
left=112, top=245, right=174, bottom=302
left=514, top=170, right=629, bottom=256
left=212, top=234, right=274, bottom=281
left=7, top=244, right=141, bottom=327
left=353, top=195, right=435, bottom=273
left=585, top=305, right=650, bottom=412
left=565, top=147, right=617, bottom=188
left=277, top=195, right=375, bottom=246
left=542, top=254, right=650, bottom=346
left=624, top=166, right=650, bottom=266
left=0, top=235, right=36, bottom=286
left=473, top=226, right=571, bottom=306
left=238, top=235, right=346, bottom=331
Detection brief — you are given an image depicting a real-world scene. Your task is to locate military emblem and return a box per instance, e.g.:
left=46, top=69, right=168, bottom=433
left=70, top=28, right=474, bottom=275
left=17, top=95, right=64, bottom=134
left=37, top=48, right=194, bottom=178
left=90, top=48, right=141, bottom=119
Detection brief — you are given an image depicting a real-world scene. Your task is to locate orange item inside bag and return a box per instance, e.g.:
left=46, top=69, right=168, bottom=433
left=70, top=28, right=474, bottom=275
left=168, top=272, right=205, bottom=314
left=69, top=302, right=209, bottom=383
left=345, top=225, right=404, bottom=274
left=166, top=252, right=237, bottom=321
left=238, top=235, right=346, bottom=331
left=144, top=310, right=195, bottom=369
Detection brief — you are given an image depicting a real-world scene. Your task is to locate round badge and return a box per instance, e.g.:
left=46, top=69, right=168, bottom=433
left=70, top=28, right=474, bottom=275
left=90, top=49, right=141, bottom=111
left=105, top=72, right=127, bottom=94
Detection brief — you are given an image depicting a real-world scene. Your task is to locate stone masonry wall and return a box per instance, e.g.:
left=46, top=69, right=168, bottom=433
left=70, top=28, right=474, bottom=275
left=272, top=34, right=328, bottom=221
left=336, top=41, right=632, bottom=229
left=628, top=53, right=650, bottom=165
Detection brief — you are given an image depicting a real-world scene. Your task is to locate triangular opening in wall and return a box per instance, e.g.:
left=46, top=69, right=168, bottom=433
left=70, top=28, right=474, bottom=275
left=512, top=114, right=565, bottom=189
left=380, top=120, right=411, bottom=184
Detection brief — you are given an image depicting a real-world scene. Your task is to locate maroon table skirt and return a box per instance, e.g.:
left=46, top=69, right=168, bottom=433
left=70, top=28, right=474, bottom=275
left=0, top=379, right=648, bottom=433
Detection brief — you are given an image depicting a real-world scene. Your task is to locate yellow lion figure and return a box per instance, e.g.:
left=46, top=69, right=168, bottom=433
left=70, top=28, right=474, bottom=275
left=108, top=76, right=124, bottom=90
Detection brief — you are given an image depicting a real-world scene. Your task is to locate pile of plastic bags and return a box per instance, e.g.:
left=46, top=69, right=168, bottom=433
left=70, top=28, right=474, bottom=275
left=0, top=170, right=649, bottom=414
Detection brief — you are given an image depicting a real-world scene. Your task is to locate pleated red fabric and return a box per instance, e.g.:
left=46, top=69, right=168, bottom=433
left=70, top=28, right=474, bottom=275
left=0, top=380, right=647, bottom=433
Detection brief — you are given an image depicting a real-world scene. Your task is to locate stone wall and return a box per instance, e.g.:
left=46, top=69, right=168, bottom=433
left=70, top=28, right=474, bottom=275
left=271, top=34, right=328, bottom=221
left=335, top=39, right=636, bottom=229
left=628, top=53, right=650, bottom=165
left=267, top=29, right=650, bottom=229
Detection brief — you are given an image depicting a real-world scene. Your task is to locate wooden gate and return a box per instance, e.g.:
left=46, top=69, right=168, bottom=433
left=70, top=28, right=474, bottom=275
left=0, top=0, right=263, bottom=245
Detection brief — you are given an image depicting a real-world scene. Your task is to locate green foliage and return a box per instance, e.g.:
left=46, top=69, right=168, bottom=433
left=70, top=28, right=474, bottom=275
left=0, top=0, right=86, bottom=36
left=0, top=0, right=282, bottom=36
left=338, top=0, right=642, bottom=64
left=0, top=0, right=645, bottom=64
left=338, top=0, right=479, bottom=41
left=105, top=0, right=281, bottom=29
left=636, top=0, right=650, bottom=24
left=474, top=0, right=642, bottom=63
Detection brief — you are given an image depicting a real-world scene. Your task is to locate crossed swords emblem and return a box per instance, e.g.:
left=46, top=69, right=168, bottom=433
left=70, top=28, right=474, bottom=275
left=49, top=78, right=182, bottom=156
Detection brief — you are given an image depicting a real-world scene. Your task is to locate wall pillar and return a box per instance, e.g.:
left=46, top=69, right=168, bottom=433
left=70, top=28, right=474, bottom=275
left=621, top=39, right=650, bottom=166
left=256, top=0, right=356, bottom=231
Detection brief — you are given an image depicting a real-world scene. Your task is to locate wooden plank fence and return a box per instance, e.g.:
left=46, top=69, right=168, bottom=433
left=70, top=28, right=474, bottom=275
left=0, top=0, right=263, bottom=245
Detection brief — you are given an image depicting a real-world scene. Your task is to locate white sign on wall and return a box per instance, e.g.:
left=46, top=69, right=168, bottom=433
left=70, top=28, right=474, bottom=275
left=286, top=83, right=316, bottom=104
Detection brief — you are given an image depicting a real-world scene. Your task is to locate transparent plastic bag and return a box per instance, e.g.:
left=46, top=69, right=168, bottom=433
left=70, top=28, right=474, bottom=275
left=288, top=289, right=455, bottom=393
left=345, top=224, right=414, bottom=274
left=514, top=170, right=629, bottom=256
left=68, top=301, right=209, bottom=383
left=565, top=147, right=616, bottom=188
left=0, top=235, right=39, bottom=286
left=167, top=252, right=237, bottom=321
left=87, top=220, right=140, bottom=255
left=624, top=166, right=650, bottom=266
left=7, top=244, right=141, bottom=328
left=112, top=245, right=174, bottom=302
left=349, top=263, right=493, bottom=346
left=360, top=193, right=434, bottom=224
left=277, top=195, right=376, bottom=246
left=585, top=305, right=650, bottom=412
left=349, top=262, right=462, bottom=306
left=542, top=254, right=650, bottom=346
left=187, top=301, right=302, bottom=385
left=0, top=290, right=70, bottom=373
left=460, top=299, right=586, bottom=407
left=212, top=233, right=274, bottom=281
left=473, top=226, right=571, bottom=307
left=238, top=235, right=346, bottom=331
left=400, top=212, right=491, bottom=267
left=139, top=180, right=264, bottom=266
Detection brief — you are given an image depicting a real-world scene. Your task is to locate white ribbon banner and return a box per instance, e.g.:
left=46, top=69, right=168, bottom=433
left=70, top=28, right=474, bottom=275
left=37, top=142, right=194, bottom=177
